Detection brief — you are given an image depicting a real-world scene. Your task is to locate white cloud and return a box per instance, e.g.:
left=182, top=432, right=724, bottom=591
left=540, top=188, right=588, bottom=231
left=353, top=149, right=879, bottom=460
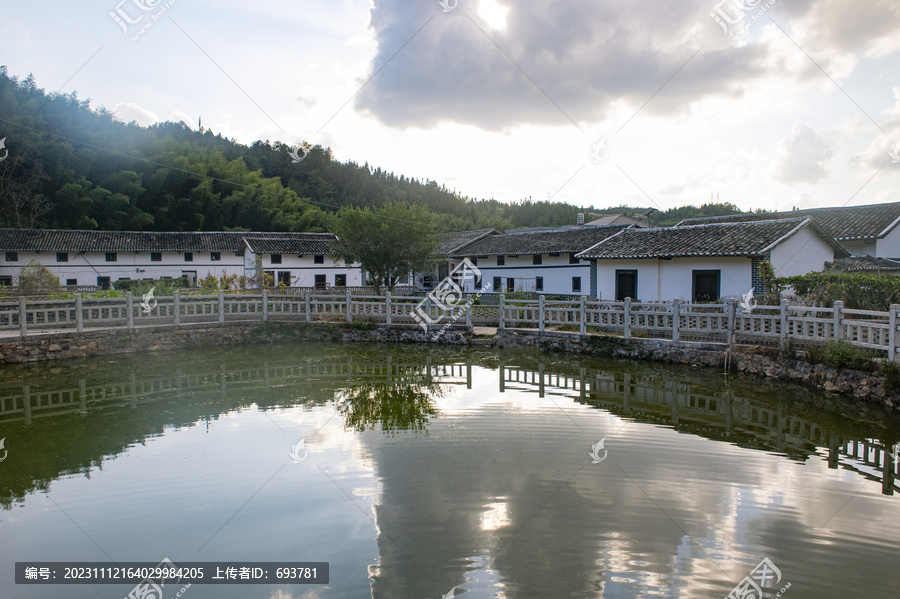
left=771, top=123, right=835, bottom=183
left=114, top=102, right=160, bottom=126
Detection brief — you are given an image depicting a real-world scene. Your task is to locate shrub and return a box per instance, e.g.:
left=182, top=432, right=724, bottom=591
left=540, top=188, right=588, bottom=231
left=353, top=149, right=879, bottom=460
left=807, top=340, right=878, bottom=372
left=773, top=272, right=900, bottom=311
left=17, top=260, right=61, bottom=295
left=880, top=361, right=900, bottom=390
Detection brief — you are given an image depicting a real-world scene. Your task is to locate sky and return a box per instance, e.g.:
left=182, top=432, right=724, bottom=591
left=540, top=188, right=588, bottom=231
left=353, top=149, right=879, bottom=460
left=1, top=0, right=899, bottom=213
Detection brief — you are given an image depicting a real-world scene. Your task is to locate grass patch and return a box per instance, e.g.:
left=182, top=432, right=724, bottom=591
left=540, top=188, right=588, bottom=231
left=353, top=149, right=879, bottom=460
left=806, top=341, right=879, bottom=372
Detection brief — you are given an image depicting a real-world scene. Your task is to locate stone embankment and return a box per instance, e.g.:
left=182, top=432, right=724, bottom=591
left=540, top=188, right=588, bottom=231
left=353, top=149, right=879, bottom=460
left=0, top=322, right=894, bottom=408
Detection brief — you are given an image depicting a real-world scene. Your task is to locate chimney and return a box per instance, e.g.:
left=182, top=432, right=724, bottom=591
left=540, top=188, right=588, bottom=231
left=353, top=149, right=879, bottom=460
left=576, top=213, right=585, bottom=225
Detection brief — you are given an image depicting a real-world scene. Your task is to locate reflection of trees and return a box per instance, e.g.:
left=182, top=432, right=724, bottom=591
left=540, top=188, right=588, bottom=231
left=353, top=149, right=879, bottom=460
left=336, top=382, right=444, bottom=434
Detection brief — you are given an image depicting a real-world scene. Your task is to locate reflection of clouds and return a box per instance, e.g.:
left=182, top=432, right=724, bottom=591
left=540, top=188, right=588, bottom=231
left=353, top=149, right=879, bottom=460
left=268, top=590, right=324, bottom=599
left=480, top=500, right=510, bottom=531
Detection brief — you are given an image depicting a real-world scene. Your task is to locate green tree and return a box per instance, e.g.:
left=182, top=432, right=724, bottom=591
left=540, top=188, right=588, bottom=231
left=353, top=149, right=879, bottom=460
left=17, top=260, right=61, bottom=295
left=331, top=203, right=438, bottom=293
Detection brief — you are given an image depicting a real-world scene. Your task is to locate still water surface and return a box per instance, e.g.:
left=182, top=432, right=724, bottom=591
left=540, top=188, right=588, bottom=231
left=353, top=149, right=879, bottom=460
left=1, top=343, right=899, bottom=598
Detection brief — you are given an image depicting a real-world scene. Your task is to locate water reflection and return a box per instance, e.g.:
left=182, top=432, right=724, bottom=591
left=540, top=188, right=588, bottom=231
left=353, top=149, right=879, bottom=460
left=1, top=345, right=899, bottom=598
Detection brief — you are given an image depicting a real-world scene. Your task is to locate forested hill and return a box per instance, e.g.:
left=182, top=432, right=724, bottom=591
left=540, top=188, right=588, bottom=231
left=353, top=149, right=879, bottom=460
left=0, top=67, right=743, bottom=233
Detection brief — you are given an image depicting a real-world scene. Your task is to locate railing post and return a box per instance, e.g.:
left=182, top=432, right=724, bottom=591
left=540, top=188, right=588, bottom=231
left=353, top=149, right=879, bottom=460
left=18, top=296, right=26, bottom=338
left=499, top=294, right=505, bottom=331
left=538, top=295, right=545, bottom=333
left=126, top=291, right=134, bottom=331
left=890, top=304, right=899, bottom=362
left=579, top=295, right=586, bottom=336
left=624, top=297, right=631, bottom=340
left=780, top=298, right=789, bottom=344
left=76, top=293, right=84, bottom=332
left=465, top=294, right=472, bottom=328
left=173, top=290, right=181, bottom=326
left=672, top=299, right=680, bottom=342
left=833, top=300, right=844, bottom=341
left=305, top=290, right=311, bottom=322
left=385, top=291, right=391, bottom=326
left=726, top=298, right=735, bottom=347
left=346, top=289, right=352, bottom=323
left=262, top=289, right=268, bottom=322
left=218, top=290, right=225, bottom=323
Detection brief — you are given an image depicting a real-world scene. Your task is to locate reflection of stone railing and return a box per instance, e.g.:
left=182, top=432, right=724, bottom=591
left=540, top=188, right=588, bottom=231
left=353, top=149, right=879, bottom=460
left=499, top=363, right=900, bottom=495
left=0, top=293, right=897, bottom=359
left=0, top=358, right=472, bottom=425
left=1, top=356, right=897, bottom=494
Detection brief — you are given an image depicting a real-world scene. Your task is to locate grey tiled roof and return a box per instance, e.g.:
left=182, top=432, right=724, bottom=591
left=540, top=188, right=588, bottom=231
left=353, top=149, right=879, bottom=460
left=451, top=225, right=628, bottom=256
left=577, top=218, right=849, bottom=259
left=242, top=235, right=336, bottom=255
left=0, top=229, right=337, bottom=254
left=825, top=255, right=900, bottom=273
left=436, top=229, right=499, bottom=255
left=675, top=201, right=900, bottom=241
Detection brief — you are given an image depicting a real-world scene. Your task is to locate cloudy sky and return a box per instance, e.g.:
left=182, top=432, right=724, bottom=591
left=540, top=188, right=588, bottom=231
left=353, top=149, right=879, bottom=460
left=2, top=0, right=899, bottom=211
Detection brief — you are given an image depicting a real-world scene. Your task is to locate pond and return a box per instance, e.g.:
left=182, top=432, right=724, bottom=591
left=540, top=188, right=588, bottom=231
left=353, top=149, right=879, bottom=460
left=1, top=342, right=899, bottom=599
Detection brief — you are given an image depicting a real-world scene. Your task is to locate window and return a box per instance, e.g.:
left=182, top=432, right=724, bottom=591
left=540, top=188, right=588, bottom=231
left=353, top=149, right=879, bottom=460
left=210, top=252, right=221, bottom=261
left=475, top=275, right=482, bottom=289
left=615, top=270, right=637, bottom=301
left=497, top=256, right=505, bottom=266
left=57, top=252, right=68, bottom=262
left=277, top=271, right=290, bottom=286
left=533, top=254, right=543, bottom=265
left=335, top=274, right=347, bottom=286
left=5, top=252, right=17, bottom=262
left=0, top=276, right=12, bottom=286
left=506, top=278, right=515, bottom=293
left=65, top=278, right=77, bottom=286
left=469, top=257, right=477, bottom=266
left=493, top=277, right=502, bottom=292
left=184, top=252, right=193, bottom=262
left=105, top=252, right=117, bottom=262
left=314, top=255, right=325, bottom=264
left=97, top=276, right=111, bottom=290
left=536, top=277, right=543, bottom=291
left=271, top=254, right=282, bottom=264
left=314, top=274, right=327, bottom=288
left=569, top=253, right=580, bottom=264
left=150, top=252, right=162, bottom=262
left=692, top=270, right=721, bottom=303
left=548, top=252, right=560, bottom=257
left=572, top=276, right=582, bottom=293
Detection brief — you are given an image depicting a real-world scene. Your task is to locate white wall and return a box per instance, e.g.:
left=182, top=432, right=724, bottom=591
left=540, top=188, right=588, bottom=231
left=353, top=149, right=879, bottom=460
left=769, top=226, right=833, bottom=276
left=252, top=254, right=362, bottom=287
left=595, top=257, right=751, bottom=301
left=459, top=253, right=590, bottom=295
left=0, top=250, right=362, bottom=287
left=876, top=225, right=900, bottom=258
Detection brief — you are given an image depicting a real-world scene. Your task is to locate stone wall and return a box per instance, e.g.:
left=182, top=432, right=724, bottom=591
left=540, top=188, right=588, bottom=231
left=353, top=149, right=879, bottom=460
left=0, top=322, right=895, bottom=408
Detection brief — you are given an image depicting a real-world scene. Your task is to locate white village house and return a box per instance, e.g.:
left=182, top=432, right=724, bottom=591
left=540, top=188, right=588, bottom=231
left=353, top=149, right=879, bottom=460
left=448, top=225, right=629, bottom=295
left=678, top=201, right=900, bottom=274
left=576, top=217, right=849, bottom=302
left=0, top=229, right=363, bottom=289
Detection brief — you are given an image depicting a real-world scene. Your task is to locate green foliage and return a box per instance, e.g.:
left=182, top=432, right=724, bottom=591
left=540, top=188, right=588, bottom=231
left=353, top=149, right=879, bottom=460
left=806, top=341, right=879, bottom=372
left=651, top=202, right=745, bottom=227
left=113, top=277, right=188, bottom=295
left=331, top=202, right=439, bottom=293
left=89, top=289, right=121, bottom=298
left=17, top=260, right=61, bottom=295
left=200, top=274, right=220, bottom=294
left=880, top=361, right=900, bottom=390
left=774, top=272, right=900, bottom=311
left=350, top=321, right=378, bottom=331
